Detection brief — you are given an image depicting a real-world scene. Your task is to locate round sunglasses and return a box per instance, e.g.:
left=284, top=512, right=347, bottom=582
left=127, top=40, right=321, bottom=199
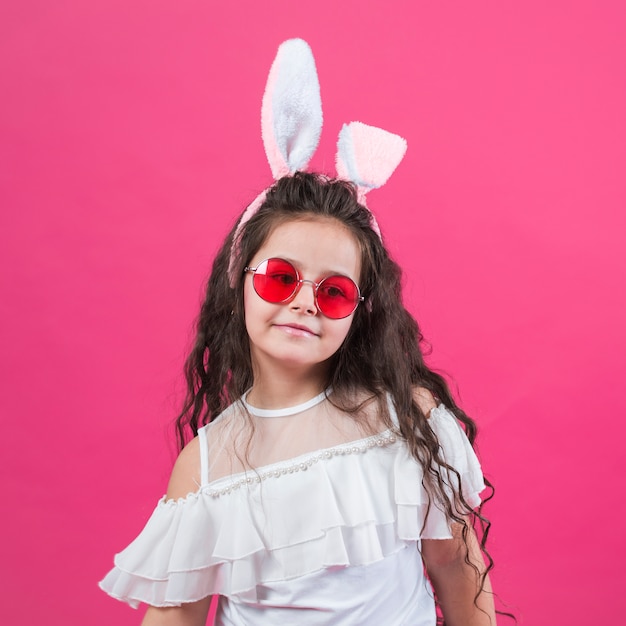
left=244, top=257, right=364, bottom=319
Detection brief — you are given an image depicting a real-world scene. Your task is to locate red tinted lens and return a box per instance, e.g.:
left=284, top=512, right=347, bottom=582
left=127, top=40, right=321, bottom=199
left=316, top=276, right=360, bottom=319
left=252, top=258, right=298, bottom=303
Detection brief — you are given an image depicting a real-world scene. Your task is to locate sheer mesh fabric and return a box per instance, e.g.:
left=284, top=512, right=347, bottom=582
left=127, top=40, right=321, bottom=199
left=204, top=394, right=388, bottom=485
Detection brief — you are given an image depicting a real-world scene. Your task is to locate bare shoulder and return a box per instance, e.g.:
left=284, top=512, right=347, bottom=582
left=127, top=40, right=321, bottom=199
left=165, top=436, right=202, bottom=501
left=412, top=386, right=438, bottom=417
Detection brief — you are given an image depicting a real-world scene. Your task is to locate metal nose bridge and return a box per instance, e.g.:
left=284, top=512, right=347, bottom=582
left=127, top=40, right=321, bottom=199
left=295, top=278, right=320, bottom=290
left=290, top=278, right=320, bottom=302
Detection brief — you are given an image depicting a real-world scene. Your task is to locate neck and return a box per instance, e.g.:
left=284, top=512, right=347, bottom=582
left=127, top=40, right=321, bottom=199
left=247, top=361, right=329, bottom=410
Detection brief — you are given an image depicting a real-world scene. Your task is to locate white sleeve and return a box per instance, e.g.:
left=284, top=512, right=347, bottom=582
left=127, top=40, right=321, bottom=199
left=420, top=404, right=486, bottom=539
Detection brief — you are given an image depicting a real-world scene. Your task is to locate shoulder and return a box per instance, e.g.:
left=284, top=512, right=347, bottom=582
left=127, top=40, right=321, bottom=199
left=412, top=386, right=438, bottom=417
left=165, top=435, right=202, bottom=501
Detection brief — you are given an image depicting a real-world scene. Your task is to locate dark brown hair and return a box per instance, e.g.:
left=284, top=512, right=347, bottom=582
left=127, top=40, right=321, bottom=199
left=177, top=171, right=503, bottom=618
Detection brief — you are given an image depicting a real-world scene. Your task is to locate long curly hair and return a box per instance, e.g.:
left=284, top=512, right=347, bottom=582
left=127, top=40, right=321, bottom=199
left=176, top=171, right=504, bottom=619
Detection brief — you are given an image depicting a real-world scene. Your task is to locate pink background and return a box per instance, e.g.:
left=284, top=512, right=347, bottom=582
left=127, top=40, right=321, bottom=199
left=2, top=1, right=625, bottom=623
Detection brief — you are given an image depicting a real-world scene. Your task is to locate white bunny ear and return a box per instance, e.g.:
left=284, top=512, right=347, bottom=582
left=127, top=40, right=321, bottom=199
left=336, top=121, right=407, bottom=201
left=228, top=39, right=323, bottom=285
left=262, top=38, right=323, bottom=178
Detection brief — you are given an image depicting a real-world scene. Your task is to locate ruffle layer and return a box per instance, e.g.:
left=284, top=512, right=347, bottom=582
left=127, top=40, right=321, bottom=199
left=429, top=405, right=485, bottom=510
left=100, top=405, right=484, bottom=608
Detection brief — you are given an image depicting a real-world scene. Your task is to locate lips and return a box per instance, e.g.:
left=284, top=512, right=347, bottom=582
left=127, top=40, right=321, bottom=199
left=274, top=323, right=319, bottom=337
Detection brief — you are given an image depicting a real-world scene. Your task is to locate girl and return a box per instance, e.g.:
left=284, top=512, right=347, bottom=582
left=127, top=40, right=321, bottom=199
left=100, top=40, right=498, bottom=626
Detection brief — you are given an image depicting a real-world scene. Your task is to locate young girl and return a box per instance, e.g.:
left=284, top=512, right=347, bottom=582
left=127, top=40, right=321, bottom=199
left=100, top=40, right=498, bottom=626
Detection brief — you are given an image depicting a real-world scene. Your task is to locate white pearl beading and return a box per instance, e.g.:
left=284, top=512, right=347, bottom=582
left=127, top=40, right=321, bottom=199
left=202, top=430, right=398, bottom=499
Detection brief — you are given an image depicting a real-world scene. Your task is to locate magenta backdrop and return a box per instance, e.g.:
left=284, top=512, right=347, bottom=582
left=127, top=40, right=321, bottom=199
left=2, top=1, right=625, bottom=624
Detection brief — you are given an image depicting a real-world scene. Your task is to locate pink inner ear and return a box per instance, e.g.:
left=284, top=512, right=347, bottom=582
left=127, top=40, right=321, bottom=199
left=261, top=60, right=290, bottom=179
left=349, top=122, right=407, bottom=188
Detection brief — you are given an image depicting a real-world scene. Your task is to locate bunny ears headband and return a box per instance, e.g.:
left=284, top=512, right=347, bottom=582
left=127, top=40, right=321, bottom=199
left=228, top=38, right=407, bottom=282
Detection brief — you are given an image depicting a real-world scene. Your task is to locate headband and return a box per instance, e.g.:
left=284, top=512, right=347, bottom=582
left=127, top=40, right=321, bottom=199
left=228, top=38, right=407, bottom=284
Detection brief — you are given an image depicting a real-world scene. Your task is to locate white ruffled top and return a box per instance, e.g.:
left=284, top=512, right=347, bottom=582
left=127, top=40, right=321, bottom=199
left=99, top=400, right=485, bottom=625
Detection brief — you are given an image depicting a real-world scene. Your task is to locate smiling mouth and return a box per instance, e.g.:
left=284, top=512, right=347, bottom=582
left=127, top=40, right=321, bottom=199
left=274, top=324, right=319, bottom=337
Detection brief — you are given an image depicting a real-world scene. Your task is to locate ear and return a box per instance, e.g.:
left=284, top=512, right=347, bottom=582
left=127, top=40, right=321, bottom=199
left=228, top=39, right=323, bottom=286
left=336, top=121, right=407, bottom=201
left=261, top=38, right=323, bottom=178
left=336, top=122, right=407, bottom=236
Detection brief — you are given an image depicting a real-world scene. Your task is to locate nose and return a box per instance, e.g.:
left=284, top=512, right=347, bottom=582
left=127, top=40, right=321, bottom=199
left=289, top=279, right=318, bottom=315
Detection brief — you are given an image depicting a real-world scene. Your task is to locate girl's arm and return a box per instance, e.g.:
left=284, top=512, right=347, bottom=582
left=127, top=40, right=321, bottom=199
left=141, top=599, right=212, bottom=626
left=421, top=523, right=496, bottom=626
left=140, top=437, right=213, bottom=626
left=414, top=386, right=495, bottom=624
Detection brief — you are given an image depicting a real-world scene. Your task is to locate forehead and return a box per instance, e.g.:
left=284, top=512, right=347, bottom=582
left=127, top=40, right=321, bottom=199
left=253, top=217, right=361, bottom=279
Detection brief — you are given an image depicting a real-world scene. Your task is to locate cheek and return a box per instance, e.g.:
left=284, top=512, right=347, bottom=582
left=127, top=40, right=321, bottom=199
left=242, top=283, right=251, bottom=316
left=330, top=317, right=355, bottom=345
left=243, top=280, right=259, bottom=319
left=243, top=282, right=277, bottom=329
left=242, top=287, right=258, bottom=338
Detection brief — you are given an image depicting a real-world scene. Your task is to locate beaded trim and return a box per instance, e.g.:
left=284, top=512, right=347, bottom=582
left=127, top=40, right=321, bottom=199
left=204, top=430, right=398, bottom=499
